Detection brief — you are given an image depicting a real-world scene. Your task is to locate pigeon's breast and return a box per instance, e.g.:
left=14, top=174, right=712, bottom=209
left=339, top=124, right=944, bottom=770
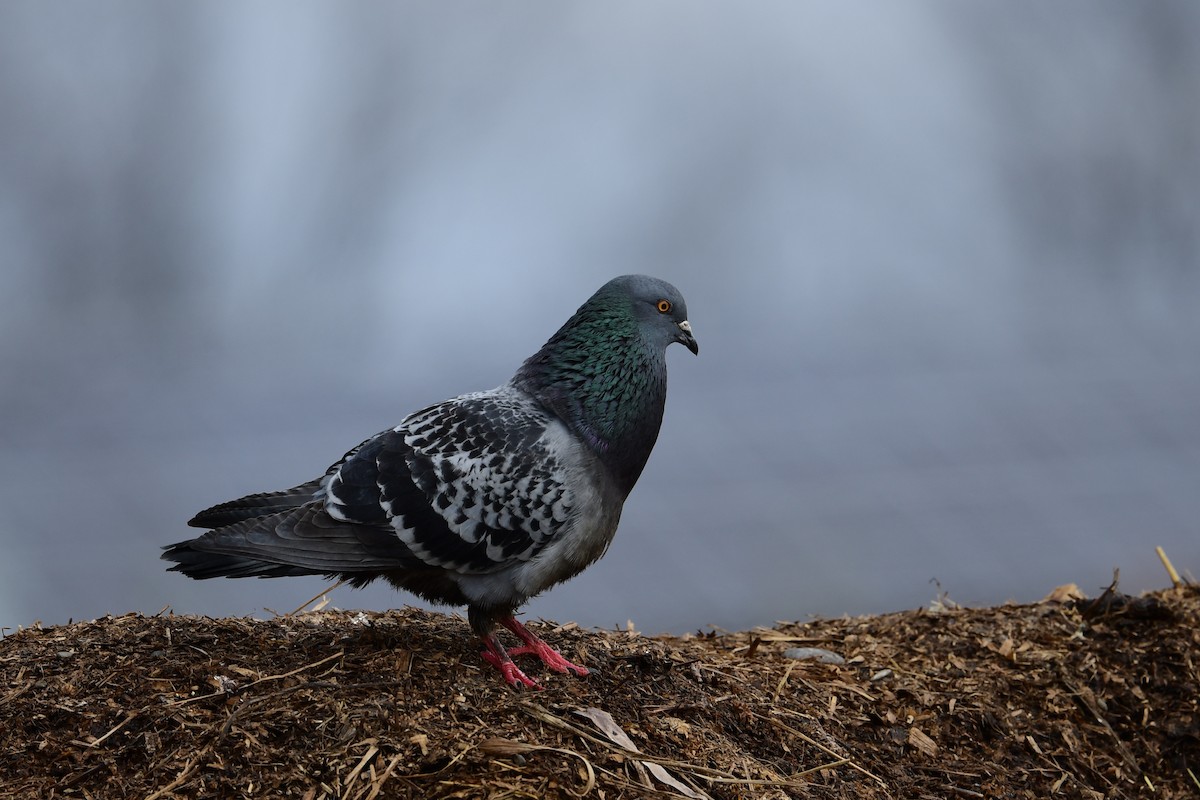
left=455, top=417, right=625, bottom=608
left=509, top=419, right=624, bottom=597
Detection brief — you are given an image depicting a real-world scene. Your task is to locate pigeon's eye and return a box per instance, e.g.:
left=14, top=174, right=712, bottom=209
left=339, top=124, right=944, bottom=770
left=656, top=300, right=672, bottom=313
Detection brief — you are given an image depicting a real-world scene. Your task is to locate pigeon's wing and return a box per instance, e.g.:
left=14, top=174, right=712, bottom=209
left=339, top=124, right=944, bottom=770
left=325, top=391, right=575, bottom=575
left=169, top=393, right=575, bottom=581
left=187, top=434, right=382, bottom=528
left=186, top=481, right=325, bottom=529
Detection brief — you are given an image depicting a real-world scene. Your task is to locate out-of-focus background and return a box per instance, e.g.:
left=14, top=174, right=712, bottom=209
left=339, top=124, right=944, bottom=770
left=2, top=3, right=1198, bottom=635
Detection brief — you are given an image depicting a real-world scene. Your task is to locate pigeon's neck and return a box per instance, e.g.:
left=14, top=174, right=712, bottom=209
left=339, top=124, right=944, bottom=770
left=513, top=309, right=668, bottom=498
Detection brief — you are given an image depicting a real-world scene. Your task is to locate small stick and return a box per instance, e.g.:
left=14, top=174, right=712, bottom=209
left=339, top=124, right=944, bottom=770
left=144, top=758, right=198, bottom=800
left=1064, top=679, right=1141, bottom=773
left=1155, top=546, right=1184, bottom=587
left=289, top=580, right=349, bottom=616
left=241, top=650, right=345, bottom=692
left=752, top=711, right=889, bottom=789
left=521, top=704, right=773, bottom=783
left=85, top=711, right=139, bottom=748
left=363, top=753, right=405, bottom=800
left=341, top=743, right=380, bottom=800
left=771, top=662, right=797, bottom=706
left=170, top=651, right=344, bottom=708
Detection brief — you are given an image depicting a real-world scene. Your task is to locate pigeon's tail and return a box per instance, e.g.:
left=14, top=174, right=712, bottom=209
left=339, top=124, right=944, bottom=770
left=187, top=480, right=325, bottom=529
left=163, top=504, right=416, bottom=582
left=158, top=544, right=317, bottom=580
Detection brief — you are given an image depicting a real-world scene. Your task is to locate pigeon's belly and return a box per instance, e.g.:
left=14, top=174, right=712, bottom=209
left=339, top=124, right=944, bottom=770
left=453, top=488, right=619, bottom=609
left=511, top=478, right=621, bottom=599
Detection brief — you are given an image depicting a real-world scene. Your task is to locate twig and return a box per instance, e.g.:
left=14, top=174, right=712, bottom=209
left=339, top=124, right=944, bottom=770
left=771, top=662, right=797, bottom=706
left=288, top=580, right=348, bottom=616
left=85, top=711, right=139, bottom=748
left=569, top=760, right=709, bottom=800
left=479, top=739, right=597, bottom=798
left=389, top=743, right=474, bottom=779
left=168, top=650, right=344, bottom=708
left=1063, top=678, right=1141, bottom=774
left=1082, top=570, right=1122, bottom=619
left=517, top=702, right=825, bottom=792
left=219, top=680, right=339, bottom=741
left=362, top=752, right=404, bottom=800
left=341, top=743, right=380, bottom=800
left=143, top=758, right=198, bottom=800
left=241, top=650, right=344, bottom=691
left=707, top=760, right=850, bottom=784
left=1155, top=546, right=1184, bottom=587
left=751, top=710, right=889, bottom=789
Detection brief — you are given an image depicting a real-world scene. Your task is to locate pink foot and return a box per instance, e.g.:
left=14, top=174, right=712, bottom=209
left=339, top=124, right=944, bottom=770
left=501, top=616, right=590, bottom=676
left=480, top=641, right=541, bottom=690
left=477, top=617, right=590, bottom=689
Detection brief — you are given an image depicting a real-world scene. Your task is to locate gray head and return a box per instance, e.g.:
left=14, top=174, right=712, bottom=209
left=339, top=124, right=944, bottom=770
left=599, top=274, right=699, bottom=356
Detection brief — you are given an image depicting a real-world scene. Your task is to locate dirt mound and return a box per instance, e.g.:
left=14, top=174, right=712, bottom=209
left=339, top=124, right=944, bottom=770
left=2, top=584, right=1198, bottom=798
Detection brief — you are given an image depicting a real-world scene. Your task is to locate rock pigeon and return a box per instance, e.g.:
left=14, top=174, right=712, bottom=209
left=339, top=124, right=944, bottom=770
left=163, top=274, right=698, bottom=688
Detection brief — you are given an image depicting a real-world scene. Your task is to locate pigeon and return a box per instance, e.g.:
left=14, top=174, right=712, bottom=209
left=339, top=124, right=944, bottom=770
left=163, top=274, right=698, bottom=688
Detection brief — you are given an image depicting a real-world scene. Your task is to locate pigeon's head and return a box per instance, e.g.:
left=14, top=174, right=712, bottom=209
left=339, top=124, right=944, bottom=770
left=514, top=274, right=696, bottom=494
left=514, top=273, right=697, bottom=417
left=603, top=274, right=699, bottom=356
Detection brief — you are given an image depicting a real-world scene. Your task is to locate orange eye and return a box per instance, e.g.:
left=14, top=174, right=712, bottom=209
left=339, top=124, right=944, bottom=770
left=656, top=299, right=672, bottom=313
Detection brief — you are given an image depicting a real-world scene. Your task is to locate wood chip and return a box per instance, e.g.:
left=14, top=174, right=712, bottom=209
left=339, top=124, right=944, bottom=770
left=907, top=726, right=939, bottom=757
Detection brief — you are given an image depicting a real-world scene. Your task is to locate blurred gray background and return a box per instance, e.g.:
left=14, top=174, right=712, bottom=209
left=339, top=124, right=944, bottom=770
left=2, top=3, right=1198, bottom=635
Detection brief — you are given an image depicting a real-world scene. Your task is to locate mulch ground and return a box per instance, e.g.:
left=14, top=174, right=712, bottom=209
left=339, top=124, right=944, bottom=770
left=2, top=582, right=1197, bottom=799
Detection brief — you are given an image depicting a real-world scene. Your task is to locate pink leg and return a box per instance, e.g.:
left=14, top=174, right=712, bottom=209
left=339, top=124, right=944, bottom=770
left=499, top=616, right=590, bottom=676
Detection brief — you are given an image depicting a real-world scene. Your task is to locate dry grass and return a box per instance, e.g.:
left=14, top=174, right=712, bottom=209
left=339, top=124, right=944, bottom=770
left=2, top=582, right=1198, bottom=798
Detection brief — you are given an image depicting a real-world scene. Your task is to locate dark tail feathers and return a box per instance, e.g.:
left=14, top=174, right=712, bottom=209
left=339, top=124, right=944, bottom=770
left=164, top=504, right=416, bottom=581
left=161, top=543, right=319, bottom=580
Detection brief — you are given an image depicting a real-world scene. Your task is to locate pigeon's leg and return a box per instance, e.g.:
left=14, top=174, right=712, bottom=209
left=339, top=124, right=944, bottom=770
left=500, top=616, right=590, bottom=676
left=479, top=632, right=541, bottom=690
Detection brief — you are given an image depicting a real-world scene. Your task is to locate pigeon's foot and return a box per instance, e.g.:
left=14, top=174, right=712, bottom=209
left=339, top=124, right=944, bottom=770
left=501, top=616, right=590, bottom=676
left=478, top=617, right=590, bottom=689
left=480, top=636, right=541, bottom=690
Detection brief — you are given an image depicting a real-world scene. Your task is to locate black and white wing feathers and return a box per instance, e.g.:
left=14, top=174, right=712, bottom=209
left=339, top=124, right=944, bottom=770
left=327, top=390, right=576, bottom=575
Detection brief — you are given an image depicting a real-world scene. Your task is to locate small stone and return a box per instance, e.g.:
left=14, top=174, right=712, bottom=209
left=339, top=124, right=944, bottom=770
left=782, top=647, right=844, bottom=664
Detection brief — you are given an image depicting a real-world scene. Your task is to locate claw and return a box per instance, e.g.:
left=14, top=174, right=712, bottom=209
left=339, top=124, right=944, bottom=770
left=501, top=616, right=590, bottom=676
left=480, top=643, right=541, bottom=689
left=503, top=640, right=588, bottom=675
left=478, top=616, right=590, bottom=689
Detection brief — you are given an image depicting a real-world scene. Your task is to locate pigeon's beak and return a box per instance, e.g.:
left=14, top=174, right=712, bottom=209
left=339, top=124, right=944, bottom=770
left=675, top=320, right=699, bottom=355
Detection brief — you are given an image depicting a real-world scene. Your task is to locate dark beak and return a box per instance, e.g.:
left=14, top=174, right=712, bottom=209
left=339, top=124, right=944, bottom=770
left=676, top=320, right=699, bottom=355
